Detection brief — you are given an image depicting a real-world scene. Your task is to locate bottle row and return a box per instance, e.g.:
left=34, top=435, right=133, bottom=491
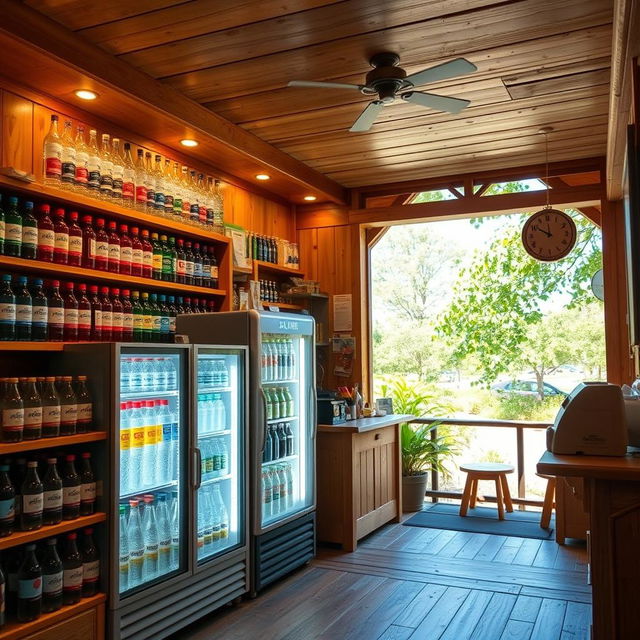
left=0, top=196, right=220, bottom=288
left=0, top=273, right=214, bottom=343
left=261, top=463, right=295, bottom=519
left=0, top=375, right=92, bottom=443
left=120, top=357, right=178, bottom=394
left=0, top=453, right=96, bottom=536
left=119, top=492, right=180, bottom=590
left=43, top=116, right=224, bottom=231
left=199, top=437, right=229, bottom=481
left=197, top=359, right=230, bottom=387
left=265, top=388, right=296, bottom=421
left=197, top=394, right=227, bottom=434
left=119, top=400, right=179, bottom=495
left=196, top=484, right=230, bottom=560
left=262, top=423, right=295, bottom=463
left=0, top=528, right=99, bottom=627
left=259, top=280, right=281, bottom=304
left=261, top=336, right=297, bottom=382
left=247, top=232, right=299, bottom=268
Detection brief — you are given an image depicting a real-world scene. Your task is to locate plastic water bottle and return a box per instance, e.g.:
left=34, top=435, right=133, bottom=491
left=166, top=358, right=177, bottom=390
left=169, top=493, right=180, bottom=569
left=219, top=439, right=229, bottom=476
left=156, top=494, right=171, bottom=574
left=150, top=358, right=162, bottom=392
left=217, top=395, right=226, bottom=431
left=127, top=499, right=144, bottom=587
left=130, top=358, right=144, bottom=393
left=120, top=402, right=131, bottom=494
left=157, top=400, right=171, bottom=484
left=201, top=488, right=213, bottom=550
left=288, top=339, right=296, bottom=379
left=128, top=401, right=144, bottom=491
left=142, top=495, right=158, bottom=581
left=141, top=400, right=157, bottom=488
left=213, top=485, right=229, bottom=545
left=169, top=404, right=179, bottom=481
left=196, top=492, right=205, bottom=557
left=152, top=400, right=164, bottom=486
left=140, top=359, right=152, bottom=392
left=119, top=504, right=129, bottom=592
left=220, top=360, right=229, bottom=385
left=120, top=358, right=132, bottom=393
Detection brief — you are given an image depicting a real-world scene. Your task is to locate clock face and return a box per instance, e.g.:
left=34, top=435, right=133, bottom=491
left=521, top=208, right=577, bottom=262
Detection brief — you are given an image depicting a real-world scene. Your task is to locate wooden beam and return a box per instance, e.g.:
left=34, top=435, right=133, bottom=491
left=578, top=206, right=603, bottom=227
left=349, top=184, right=604, bottom=226
left=606, top=0, right=640, bottom=200
left=0, top=0, right=347, bottom=205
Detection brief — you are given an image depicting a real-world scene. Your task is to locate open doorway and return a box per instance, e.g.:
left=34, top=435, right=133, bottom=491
left=370, top=192, right=604, bottom=507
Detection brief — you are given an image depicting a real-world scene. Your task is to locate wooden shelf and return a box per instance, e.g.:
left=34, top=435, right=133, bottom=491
left=0, top=175, right=230, bottom=246
left=0, top=512, right=107, bottom=551
left=286, top=292, right=329, bottom=300
left=0, top=593, right=106, bottom=640
left=0, top=341, right=67, bottom=351
left=0, top=430, right=107, bottom=455
left=232, top=265, right=253, bottom=275
left=261, top=301, right=303, bottom=311
left=0, top=255, right=226, bottom=297
left=254, top=260, right=303, bottom=278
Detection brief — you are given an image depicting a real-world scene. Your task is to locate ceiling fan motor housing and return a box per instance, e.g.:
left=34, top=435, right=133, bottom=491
left=365, top=66, right=408, bottom=102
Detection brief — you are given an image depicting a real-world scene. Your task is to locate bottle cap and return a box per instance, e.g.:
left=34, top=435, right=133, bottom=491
left=47, top=458, right=57, bottom=464
left=69, top=211, right=79, bottom=221
left=65, top=454, right=75, bottom=462
left=45, top=376, right=55, bottom=381
left=82, top=214, right=92, bottom=224
left=9, top=197, right=18, bottom=206
left=27, top=376, right=36, bottom=382
left=129, top=498, right=139, bottom=507
left=39, top=204, right=50, bottom=214
left=122, top=289, right=130, bottom=296
left=2, top=274, right=11, bottom=282
left=65, top=282, right=74, bottom=289
left=27, top=461, right=38, bottom=467
left=120, top=224, right=128, bottom=232
left=67, top=532, right=77, bottom=540
left=96, top=217, right=105, bottom=226
left=84, top=527, right=93, bottom=535
left=130, top=227, right=139, bottom=235
left=54, top=207, right=65, bottom=217
left=25, top=201, right=34, bottom=210
left=77, top=375, right=87, bottom=381
left=78, top=283, right=87, bottom=292
left=112, top=288, right=120, bottom=296
left=81, top=452, right=90, bottom=458
left=101, top=286, right=110, bottom=294
left=51, top=280, right=60, bottom=287
left=51, top=115, right=59, bottom=122
left=17, top=276, right=27, bottom=285
left=32, top=278, right=43, bottom=286
left=108, top=221, right=117, bottom=229
left=89, top=285, right=99, bottom=293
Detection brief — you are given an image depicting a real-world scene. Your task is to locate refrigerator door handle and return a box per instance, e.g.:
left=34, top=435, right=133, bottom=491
left=310, top=384, right=318, bottom=439
left=194, top=447, right=202, bottom=490
left=258, top=386, right=268, bottom=454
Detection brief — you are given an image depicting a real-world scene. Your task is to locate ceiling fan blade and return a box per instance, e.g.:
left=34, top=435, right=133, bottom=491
left=404, top=57, right=477, bottom=87
left=349, top=101, right=384, bottom=132
left=288, top=80, right=363, bottom=90
left=402, top=91, right=470, bottom=114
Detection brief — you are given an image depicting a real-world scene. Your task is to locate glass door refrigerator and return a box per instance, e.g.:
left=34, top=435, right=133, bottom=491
left=177, top=311, right=316, bottom=595
left=62, top=343, right=249, bottom=640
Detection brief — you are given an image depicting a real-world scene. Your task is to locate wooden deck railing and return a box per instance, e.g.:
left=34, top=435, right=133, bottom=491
left=409, top=417, right=552, bottom=508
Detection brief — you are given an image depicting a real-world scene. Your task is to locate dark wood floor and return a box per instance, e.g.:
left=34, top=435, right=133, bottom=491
left=172, top=521, right=590, bottom=640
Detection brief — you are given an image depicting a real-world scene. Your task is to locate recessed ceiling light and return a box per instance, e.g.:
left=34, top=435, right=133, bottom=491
left=303, top=195, right=317, bottom=201
left=256, top=174, right=271, bottom=181
left=180, top=139, right=198, bottom=147
left=74, top=90, right=98, bottom=100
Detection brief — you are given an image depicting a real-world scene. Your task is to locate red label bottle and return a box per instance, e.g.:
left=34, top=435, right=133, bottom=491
left=99, top=287, right=113, bottom=341
left=48, top=280, right=64, bottom=341
left=130, top=227, right=143, bottom=277
left=53, top=208, right=69, bottom=265
left=107, top=222, right=120, bottom=273
left=111, top=288, right=123, bottom=341
left=88, top=285, right=102, bottom=342
left=67, top=212, right=83, bottom=267
left=81, top=215, right=96, bottom=269
left=37, top=204, right=55, bottom=262
left=94, top=218, right=109, bottom=271
left=140, top=229, right=153, bottom=278
left=119, top=225, right=132, bottom=276
left=121, top=289, right=133, bottom=341
left=76, top=284, right=92, bottom=341
left=63, top=282, right=79, bottom=341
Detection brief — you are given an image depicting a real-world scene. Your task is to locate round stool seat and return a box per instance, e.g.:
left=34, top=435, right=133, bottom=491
left=460, top=463, right=514, bottom=474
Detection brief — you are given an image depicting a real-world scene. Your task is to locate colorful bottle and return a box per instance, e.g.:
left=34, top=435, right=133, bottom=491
left=99, top=133, right=114, bottom=199
left=99, top=286, right=113, bottom=341
left=61, top=454, right=80, bottom=519
left=37, top=204, right=54, bottom=262
left=141, top=229, right=153, bottom=278
left=63, top=282, right=78, bottom=341
left=21, top=201, right=38, bottom=259
left=21, top=461, right=43, bottom=531
left=140, top=292, right=152, bottom=342
left=4, top=197, right=22, bottom=257
left=193, top=242, right=203, bottom=286
left=86, top=129, right=101, bottom=193
left=14, top=276, right=32, bottom=341
left=135, top=149, right=147, bottom=211
left=1, top=377, right=23, bottom=441
left=60, top=120, right=76, bottom=188
left=41, top=538, right=63, bottom=612
left=131, top=291, right=143, bottom=342
left=210, top=247, right=219, bottom=288
left=67, top=211, right=83, bottom=266
left=88, top=285, right=102, bottom=341
left=122, top=142, right=136, bottom=208
left=154, top=154, right=165, bottom=211
left=47, top=280, right=64, bottom=341
left=107, top=221, right=121, bottom=273
left=42, top=458, right=62, bottom=525
left=61, top=533, right=83, bottom=605
left=164, top=158, right=174, bottom=214
left=111, top=137, right=124, bottom=200
left=41, top=376, right=60, bottom=437
left=75, top=376, right=93, bottom=432
left=79, top=454, right=96, bottom=516
left=77, top=284, right=92, bottom=341
left=43, top=114, right=62, bottom=185
left=59, top=377, right=77, bottom=435
left=160, top=234, right=172, bottom=282
left=130, top=227, right=143, bottom=277
left=111, top=287, right=124, bottom=341
left=145, top=152, right=155, bottom=209
left=94, top=218, right=109, bottom=271
left=184, top=241, right=194, bottom=285
left=73, top=125, right=89, bottom=191
left=176, top=239, right=186, bottom=284
left=121, top=289, right=134, bottom=341
left=53, top=208, right=69, bottom=265
left=81, top=214, right=96, bottom=269
left=0, top=275, right=16, bottom=341
left=151, top=232, right=163, bottom=280
left=17, top=544, right=42, bottom=622
left=119, top=225, right=132, bottom=275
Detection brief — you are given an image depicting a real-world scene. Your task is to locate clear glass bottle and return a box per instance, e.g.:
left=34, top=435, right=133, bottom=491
left=111, top=137, right=124, bottom=201
left=145, top=152, right=155, bottom=210
left=73, top=126, right=89, bottom=192
left=135, top=149, right=147, bottom=211
left=99, top=133, right=114, bottom=199
left=60, top=120, right=76, bottom=189
left=122, top=142, right=136, bottom=208
left=154, top=155, right=165, bottom=212
left=43, top=115, right=62, bottom=186
left=86, top=129, right=101, bottom=194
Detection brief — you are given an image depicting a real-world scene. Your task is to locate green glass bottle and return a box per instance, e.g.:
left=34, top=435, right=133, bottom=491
left=160, top=235, right=172, bottom=282
left=4, top=196, right=22, bottom=257
left=131, top=291, right=143, bottom=342
left=140, top=292, right=152, bottom=342
left=148, top=293, right=161, bottom=342
left=20, top=201, right=38, bottom=260
left=158, top=294, right=170, bottom=343
left=151, top=232, right=163, bottom=280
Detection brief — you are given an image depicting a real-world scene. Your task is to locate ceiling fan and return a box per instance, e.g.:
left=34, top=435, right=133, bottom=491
left=288, top=52, right=477, bottom=132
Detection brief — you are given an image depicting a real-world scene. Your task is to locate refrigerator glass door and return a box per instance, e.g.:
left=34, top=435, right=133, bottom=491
left=195, top=348, right=245, bottom=563
left=259, top=326, right=314, bottom=527
left=118, top=348, right=187, bottom=596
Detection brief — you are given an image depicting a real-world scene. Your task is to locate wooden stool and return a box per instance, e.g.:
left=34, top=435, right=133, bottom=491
left=537, top=473, right=556, bottom=529
left=460, top=463, right=515, bottom=520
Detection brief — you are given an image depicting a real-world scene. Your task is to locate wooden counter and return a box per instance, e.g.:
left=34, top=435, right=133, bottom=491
left=317, top=414, right=414, bottom=551
left=538, top=450, right=640, bottom=640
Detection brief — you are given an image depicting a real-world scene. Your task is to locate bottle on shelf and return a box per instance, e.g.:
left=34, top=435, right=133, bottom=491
left=94, top=217, right=109, bottom=272
left=120, top=224, right=132, bottom=276
left=15, top=276, right=32, bottom=342
left=99, top=133, right=114, bottom=200
left=107, top=220, right=121, bottom=273
left=5, top=196, right=22, bottom=257
left=154, top=155, right=165, bottom=212
left=61, top=532, right=83, bottom=605
left=41, top=376, right=61, bottom=437
left=53, top=207, right=69, bottom=265
left=68, top=211, right=83, bottom=266
left=48, top=280, right=64, bottom=341
left=86, top=129, right=101, bottom=194
left=41, top=537, right=63, bottom=613
left=118, top=503, right=129, bottom=591
left=122, top=289, right=134, bottom=341
left=61, top=454, right=80, bottom=520
left=42, top=458, right=63, bottom=526
left=77, top=284, right=92, bottom=341
left=99, top=286, right=113, bottom=341
left=140, top=229, right=153, bottom=278
left=75, top=376, right=93, bottom=433
left=22, top=378, right=42, bottom=440
left=36, top=204, right=54, bottom=262
left=135, top=149, right=147, bottom=212
left=81, top=214, right=96, bottom=269
left=17, top=543, right=42, bottom=622
left=122, top=142, right=136, bottom=208
left=59, top=377, right=78, bottom=436
left=21, top=201, right=38, bottom=259
left=163, top=159, right=174, bottom=215
left=80, top=527, right=99, bottom=597
left=111, top=288, right=124, bottom=341
left=63, top=282, right=79, bottom=342
left=0, top=463, right=15, bottom=537
left=111, top=138, right=124, bottom=201
left=21, top=461, right=43, bottom=531
left=145, top=152, right=155, bottom=211
left=88, top=285, right=102, bottom=342
left=43, top=115, right=62, bottom=186
left=60, top=120, right=76, bottom=189
left=127, top=499, right=144, bottom=588
left=73, top=126, right=89, bottom=192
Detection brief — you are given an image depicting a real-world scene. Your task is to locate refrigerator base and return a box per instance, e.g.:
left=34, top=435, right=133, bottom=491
left=111, top=548, right=248, bottom=640
left=252, top=511, right=316, bottom=595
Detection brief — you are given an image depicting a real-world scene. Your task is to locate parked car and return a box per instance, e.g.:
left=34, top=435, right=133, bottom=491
left=491, top=380, right=567, bottom=398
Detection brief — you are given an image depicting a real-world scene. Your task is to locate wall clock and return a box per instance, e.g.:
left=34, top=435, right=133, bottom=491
left=521, top=208, right=577, bottom=262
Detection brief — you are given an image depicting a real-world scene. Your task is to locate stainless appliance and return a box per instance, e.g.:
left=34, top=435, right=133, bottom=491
left=177, top=311, right=316, bottom=594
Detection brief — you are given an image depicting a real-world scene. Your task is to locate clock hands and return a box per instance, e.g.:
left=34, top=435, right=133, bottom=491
left=533, top=224, right=552, bottom=238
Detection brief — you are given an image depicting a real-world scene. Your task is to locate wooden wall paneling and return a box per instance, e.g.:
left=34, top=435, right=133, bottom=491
left=297, top=228, right=318, bottom=282
left=2, top=91, right=34, bottom=175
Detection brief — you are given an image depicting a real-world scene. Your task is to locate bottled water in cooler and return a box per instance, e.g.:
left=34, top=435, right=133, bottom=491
left=128, top=499, right=145, bottom=588
left=142, top=495, right=159, bottom=581
left=119, top=504, right=129, bottom=591
left=170, top=493, right=180, bottom=569
left=157, top=494, right=172, bottom=573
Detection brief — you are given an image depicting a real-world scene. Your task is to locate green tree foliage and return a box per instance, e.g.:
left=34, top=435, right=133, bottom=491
left=437, top=211, right=603, bottom=392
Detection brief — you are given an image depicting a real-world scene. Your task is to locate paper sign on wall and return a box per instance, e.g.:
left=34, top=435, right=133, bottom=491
left=333, top=294, right=353, bottom=332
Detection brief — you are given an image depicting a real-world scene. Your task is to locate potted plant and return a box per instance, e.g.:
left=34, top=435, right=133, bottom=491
left=380, top=379, right=458, bottom=512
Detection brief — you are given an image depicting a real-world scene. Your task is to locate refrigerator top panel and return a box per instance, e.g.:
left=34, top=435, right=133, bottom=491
left=258, top=312, right=314, bottom=337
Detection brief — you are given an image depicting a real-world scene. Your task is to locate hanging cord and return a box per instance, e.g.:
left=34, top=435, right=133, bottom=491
left=539, top=126, right=553, bottom=209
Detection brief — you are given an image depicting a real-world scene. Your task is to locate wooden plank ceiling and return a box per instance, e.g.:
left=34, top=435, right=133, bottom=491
left=25, top=0, right=612, bottom=189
